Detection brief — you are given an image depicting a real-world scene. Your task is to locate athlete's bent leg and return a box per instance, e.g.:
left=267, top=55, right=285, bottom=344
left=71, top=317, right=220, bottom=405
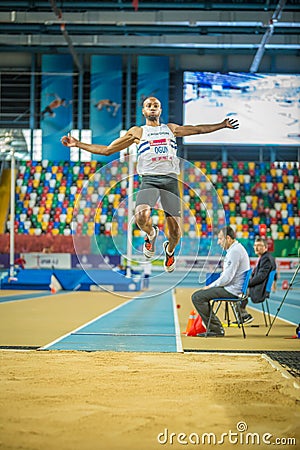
left=166, top=216, right=181, bottom=254
left=135, top=204, right=159, bottom=259
left=135, top=204, right=153, bottom=235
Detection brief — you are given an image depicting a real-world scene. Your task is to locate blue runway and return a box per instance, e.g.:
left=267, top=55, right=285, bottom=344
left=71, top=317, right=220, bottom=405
left=42, top=289, right=183, bottom=353
left=0, top=291, right=59, bottom=303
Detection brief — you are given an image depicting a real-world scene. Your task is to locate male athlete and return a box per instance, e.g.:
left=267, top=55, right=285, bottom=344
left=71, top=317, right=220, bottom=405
left=41, top=94, right=67, bottom=119
left=94, top=99, right=121, bottom=117
left=61, top=97, right=239, bottom=272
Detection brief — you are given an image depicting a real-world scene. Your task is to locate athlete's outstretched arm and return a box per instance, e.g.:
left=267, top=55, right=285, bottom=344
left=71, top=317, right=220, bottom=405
left=61, top=126, right=142, bottom=156
left=168, top=118, right=239, bottom=137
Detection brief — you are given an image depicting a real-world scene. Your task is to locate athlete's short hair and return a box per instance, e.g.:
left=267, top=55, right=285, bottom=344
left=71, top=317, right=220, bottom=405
left=142, top=96, right=161, bottom=107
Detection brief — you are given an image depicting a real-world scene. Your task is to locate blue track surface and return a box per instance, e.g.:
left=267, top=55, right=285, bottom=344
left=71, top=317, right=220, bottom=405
left=0, top=292, right=58, bottom=303
left=42, top=289, right=182, bottom=353
left=248, top=291, right=299, bottom=325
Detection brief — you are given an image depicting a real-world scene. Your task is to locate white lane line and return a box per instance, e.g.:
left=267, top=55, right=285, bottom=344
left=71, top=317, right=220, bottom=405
left=172, top=289, right=183, bottom=353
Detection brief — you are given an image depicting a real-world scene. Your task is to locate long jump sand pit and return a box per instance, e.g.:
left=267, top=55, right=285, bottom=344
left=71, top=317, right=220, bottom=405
left=0, top=351, right=299, bottom=450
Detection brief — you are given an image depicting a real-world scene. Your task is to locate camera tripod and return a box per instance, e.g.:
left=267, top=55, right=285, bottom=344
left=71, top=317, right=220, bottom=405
left=266, top=260, right=300, bottom=336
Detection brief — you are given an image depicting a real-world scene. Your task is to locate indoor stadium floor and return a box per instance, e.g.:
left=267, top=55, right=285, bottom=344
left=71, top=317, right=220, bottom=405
left=0, top=287, right=299, bottom=352
left=0, top=278, right=299, bottom=450
left=0, top=276, right=298, bottom=352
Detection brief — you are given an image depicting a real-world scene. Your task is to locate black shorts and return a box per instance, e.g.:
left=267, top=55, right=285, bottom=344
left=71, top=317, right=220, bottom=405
left=135, top=174, right=181, bottom=217
left=44, top=106, right=53, bottom=114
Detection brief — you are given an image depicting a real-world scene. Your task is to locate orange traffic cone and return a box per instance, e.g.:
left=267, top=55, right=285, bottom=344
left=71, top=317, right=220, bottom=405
left=183, top=310, right=197, bottom=335
left=282, top=280, right=289, bottom=290
left=187, top=315, right=206, bottom=336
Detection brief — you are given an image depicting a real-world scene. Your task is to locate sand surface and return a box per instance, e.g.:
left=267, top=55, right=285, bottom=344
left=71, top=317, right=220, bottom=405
left=0, top=288, right=299, bottom=449
left=0, top=351, right=299, bottom=450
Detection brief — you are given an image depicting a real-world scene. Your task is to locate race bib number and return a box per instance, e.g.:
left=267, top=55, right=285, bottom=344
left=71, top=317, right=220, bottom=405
left=149, top=138, right=173, bottom=162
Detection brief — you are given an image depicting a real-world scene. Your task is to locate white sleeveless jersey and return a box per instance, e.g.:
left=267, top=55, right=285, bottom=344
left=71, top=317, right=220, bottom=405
left=136, top=124, right=180, bottom=176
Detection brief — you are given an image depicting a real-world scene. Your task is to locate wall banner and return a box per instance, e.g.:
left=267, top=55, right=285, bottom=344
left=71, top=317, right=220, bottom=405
left=41, top=55, right=73, bottom=160
left=90, top=55, right=123, bottom=162
left=136, top=56, right=169, bottom=126
left=21, top=253, right=71, bottom=269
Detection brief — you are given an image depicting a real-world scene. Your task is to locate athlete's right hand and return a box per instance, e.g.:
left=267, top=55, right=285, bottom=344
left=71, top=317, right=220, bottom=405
left=61, top=135, right=78, bottom=147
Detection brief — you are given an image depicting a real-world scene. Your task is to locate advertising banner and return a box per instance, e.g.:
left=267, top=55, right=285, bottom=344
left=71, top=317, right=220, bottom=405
left=21, top=253, right=71, bottom=269
left=41, top=55, right=73, bottom=160
left=136, top=56, right=169, bottom=126
left=90, top=55, right=123, bottom=162
left=71, top=254, right=120, bottom=269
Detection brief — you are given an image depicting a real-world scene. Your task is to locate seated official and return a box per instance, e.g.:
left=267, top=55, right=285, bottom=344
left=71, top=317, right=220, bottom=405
left=191, top=226, right=250, bottom=337
left=239, top=237, right=276, bottom=324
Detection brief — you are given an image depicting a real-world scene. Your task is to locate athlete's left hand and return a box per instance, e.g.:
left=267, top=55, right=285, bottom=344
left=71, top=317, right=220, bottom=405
left=224, top=118, right=239, bottom=129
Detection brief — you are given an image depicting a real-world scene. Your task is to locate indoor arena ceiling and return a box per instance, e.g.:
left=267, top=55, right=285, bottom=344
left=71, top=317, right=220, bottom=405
left=0, top=0, right=299, bottom=54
